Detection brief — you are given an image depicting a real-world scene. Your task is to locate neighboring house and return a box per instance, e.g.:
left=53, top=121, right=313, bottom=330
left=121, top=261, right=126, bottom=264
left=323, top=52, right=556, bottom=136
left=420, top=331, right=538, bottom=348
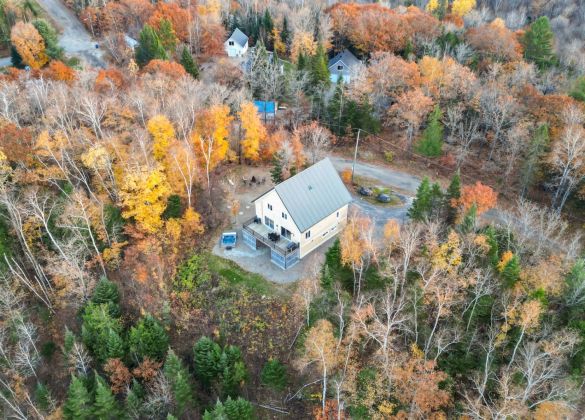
left=124, top=35, right=139, bottom=50
left=328, top=49, right=361, bottom=84
left=225, top=28, right=249, bottom=57
left=243, top=158, right=352, bottom=269
left=254, top=100, right=277, bottom=121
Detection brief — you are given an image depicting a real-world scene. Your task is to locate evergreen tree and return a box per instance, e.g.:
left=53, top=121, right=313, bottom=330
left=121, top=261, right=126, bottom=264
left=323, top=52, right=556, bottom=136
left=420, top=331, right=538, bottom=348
left=458, top=203, right=477, bottom=234
left=10, top=45, right=23, bottom=68
left=297, top=52, right=306, bottom=71
left=445, top=170, right=461, bottom=225
left=32, top=19, right=63, bottom=60
left=570, top=77, right=585, bottom=102
left=328, top=78, right=347, bottom=135
left=180, top=46, right=199, bottom=79
left=203, top=397, right=254, bottom=420
left=125, top=379, right=144, bottom=418
left=219, top=345, right=248, bottom=397
left=163, top=194, right=182, bottom=219
left=415, top=105, right=443, bottom=157
left=193, top=336, right=222, bottom=387
left=135, top=24, right=167, bottom=67
left=105, top=328, right=125, bottom=360
left=281, top=16, right=290, bottom=46
left=93, top=375, right=121, bottom=419
left=501, top=255, right=521, bottom=288
left=270, top=152, right=284, bottom=184
left=309, top=44, right=330, bottom=90
left=261, top=359, right=287, bottom=390
left=157, top=19, right=178, bottom=53
left=429, top=181, right=444, bottom=219
left=164, top=349, right=194, bottom=416
left=91, top=277, right=120, bottom=317
left=520, top=124, right=549, bottom=198
left=345, top=100, right=381, bottom=134
left=81, top=303, right=124, bottom=364
left=408, top=177, right=432, bottom=221
left=63, top=376, right=92, bottom=420
left=34, top=382, right=54, bottom=413
left=522, top=16, right=556, bottom=70
left=129, top=314, right=169, bottom=362
left=262, top=9, right=274, bottom=48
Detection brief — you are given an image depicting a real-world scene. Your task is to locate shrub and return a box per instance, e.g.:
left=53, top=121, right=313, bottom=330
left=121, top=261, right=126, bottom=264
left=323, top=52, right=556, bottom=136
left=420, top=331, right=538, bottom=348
left=384, top=151, right=394, bottom=163
left=261, top=359, right=287, bottom=391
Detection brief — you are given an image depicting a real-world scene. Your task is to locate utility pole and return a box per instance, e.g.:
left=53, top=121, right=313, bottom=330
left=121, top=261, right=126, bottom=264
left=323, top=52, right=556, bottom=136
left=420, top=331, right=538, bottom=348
left=351, top=128, right=361, bottom=183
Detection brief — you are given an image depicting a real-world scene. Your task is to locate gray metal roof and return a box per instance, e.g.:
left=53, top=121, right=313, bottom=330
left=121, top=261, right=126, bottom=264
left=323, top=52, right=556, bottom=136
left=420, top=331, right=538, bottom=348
left=273, top=158, right=352, bottom=233
left=228, top=28, right=249, bottom=47
left=328, top=49, right=361, bottom=70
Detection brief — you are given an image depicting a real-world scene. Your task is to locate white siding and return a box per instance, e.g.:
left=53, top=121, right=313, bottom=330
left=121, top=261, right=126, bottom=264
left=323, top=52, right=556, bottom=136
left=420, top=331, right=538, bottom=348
left=299, top=204, right=348, bottom=258
left=255, top=190, right=301, bottom=242
left=224, top=40, right=248, bottom=57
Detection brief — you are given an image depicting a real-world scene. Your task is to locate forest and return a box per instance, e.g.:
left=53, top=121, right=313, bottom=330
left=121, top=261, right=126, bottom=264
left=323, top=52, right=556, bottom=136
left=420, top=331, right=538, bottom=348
left=0, top=0, right=585, bottom=418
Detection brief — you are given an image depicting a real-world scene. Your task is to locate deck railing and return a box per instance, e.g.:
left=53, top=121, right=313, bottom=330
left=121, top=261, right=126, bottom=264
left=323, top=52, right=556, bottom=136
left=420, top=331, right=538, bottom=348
left=243, top=217, right=299, bottom=256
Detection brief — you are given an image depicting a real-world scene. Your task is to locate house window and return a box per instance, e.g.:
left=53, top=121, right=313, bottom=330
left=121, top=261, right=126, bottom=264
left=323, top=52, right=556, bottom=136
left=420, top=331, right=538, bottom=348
left=281, top=226, right=292, bottom=240
left=267, top=203, right=272, bottom=211
left=336, top=211, right=339, bottom=218
left=337, top=65, right=343, bottom=70
left=282, top=212, right=287, bottom=220
left=228, top=41, right=234, bottom=46
left=305, top=231, right=311, bottom=239
left=264, top=216, right=274, bottom=229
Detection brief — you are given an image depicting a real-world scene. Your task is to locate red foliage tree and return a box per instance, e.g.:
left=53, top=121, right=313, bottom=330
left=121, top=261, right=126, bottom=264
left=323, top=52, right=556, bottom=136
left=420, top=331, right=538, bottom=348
left=142, top=60, right=187, bottom=79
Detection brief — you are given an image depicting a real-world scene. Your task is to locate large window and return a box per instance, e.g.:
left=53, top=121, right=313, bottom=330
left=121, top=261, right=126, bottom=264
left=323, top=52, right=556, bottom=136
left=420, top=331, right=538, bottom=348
left=264, top=216, right=274, bottom=229
left=281, top=226, right=292, bottom=240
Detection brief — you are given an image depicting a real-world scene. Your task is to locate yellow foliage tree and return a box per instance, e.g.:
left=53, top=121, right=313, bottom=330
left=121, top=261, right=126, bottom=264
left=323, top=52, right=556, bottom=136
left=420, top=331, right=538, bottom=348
left=10, top=21, right=48, bottom=70
left=238, top=101, right=266, bottom=162
left=451, top=0, right=476, bottom=17
left=426, top=0, right=439, bottom=12
left=272, top=27, right=286, bottom=56
left=147, top=115, right=175, bottom=162
left=290, top=31, right=317, bottom=62
left=192, top=105, right=233, bottom=189
left=119, top=166, right=171, bottom=233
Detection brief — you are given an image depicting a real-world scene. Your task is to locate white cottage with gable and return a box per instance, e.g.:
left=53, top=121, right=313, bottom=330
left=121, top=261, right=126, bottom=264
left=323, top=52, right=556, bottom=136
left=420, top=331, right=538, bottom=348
left=243, top=158, right=352, bottom=269
left=225, top=28, right=249, bottom=57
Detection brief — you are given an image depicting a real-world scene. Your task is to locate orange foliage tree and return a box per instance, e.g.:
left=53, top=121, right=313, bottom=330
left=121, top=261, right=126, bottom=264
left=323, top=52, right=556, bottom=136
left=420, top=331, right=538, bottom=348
left=389, top=88, right=434, bottom=147
left=43, top=61, right=76, bottom=84
left=466, top=18, right=522, bottom=62
left=10, top=21, right=48, bottom=69
left=192, top=105, right=233, bottom=189
left=142, top=60, right=187, bottom=79
left=148, top=2, right=190, bottom=42
left=459, top=181, right=498, bottom=215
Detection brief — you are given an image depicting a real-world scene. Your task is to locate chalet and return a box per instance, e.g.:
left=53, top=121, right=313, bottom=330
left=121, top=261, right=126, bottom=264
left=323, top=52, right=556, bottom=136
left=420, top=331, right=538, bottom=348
left=328, top=49, right=361, bottom=84
left=243, top=158, right=352, bottom=269
left=224, top=28, right=249, bottom=57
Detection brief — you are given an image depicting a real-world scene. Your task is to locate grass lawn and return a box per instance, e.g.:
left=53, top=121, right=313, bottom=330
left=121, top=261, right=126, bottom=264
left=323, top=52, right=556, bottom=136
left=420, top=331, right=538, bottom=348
left=206, top=253, right=282, bottom=296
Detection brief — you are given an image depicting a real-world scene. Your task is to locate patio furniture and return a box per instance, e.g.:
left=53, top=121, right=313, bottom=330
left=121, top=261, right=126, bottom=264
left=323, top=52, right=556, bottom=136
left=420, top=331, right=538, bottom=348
left=242, top=176, right=248, bottom=185
left=260, top=177, right=266, bottom=184
left=251, top=175, right=257, bottom=183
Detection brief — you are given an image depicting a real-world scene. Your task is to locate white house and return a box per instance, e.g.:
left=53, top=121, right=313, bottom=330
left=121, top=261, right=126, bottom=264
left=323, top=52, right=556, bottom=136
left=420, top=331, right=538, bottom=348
left=243, top=158, right=352, bottom=269
left=328, top=49, right=361, bottom=84
left=224, top=28, right=249, bottom=57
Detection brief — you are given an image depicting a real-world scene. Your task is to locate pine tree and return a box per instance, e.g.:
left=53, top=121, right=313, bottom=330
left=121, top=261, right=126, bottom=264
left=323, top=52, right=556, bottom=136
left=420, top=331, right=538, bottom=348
left=180, top=46, right=199, bottom=79
left=91, top=277, right=120, bottom=317
left=297, top=51, right=306, bottom=71
left=270, top=152, right=284, bottom=184
left=164, top=349, right=194, bottom=416
left=429, top=182, right=444, bottom=219
left=93, top=375, right=121, bottom=419
left=458, top=203, right=477, bottom=234
left=82, top=303, right=124, bottom=364
left=262, top=9, right=274, bottom=48
left=445, top=171, right=461, bottom=225
left=157, top=19, right=178, bottom=53
left=129, top=314, right=169, bottom=362
left=261, top=359, right=287, bottom=390
left=408, top=177, right=432, bottom=221
left=32, top=19, right=63, bottom=60
left=522, top=16, right=556, bottom=70
left=415, top=105, right=443, bottom=157
left=105, top=329, right=125, bottom=360
left=63, top=376, right=92, bottom=420
left=125, top=379, right=144, bottom=418
left=219, top=345, right=247, bottom=397
left=135, top=24, right=167, bottom=67
left=10, top=45, right=23, bottom=68
left=204, top=397, right=254, bottom=420
left=328, top=78, right=347, bottom=136
left=570, top=77, right=585, bottom=102
left=520, top=124, right=549, bottom=198
left=501, top=255, right=521, bottom=288
left=309, top=44, right=330, bottom=90
left=281, top=16, right=290, bottom=46
left=193, top=336, right=222, bottom=387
